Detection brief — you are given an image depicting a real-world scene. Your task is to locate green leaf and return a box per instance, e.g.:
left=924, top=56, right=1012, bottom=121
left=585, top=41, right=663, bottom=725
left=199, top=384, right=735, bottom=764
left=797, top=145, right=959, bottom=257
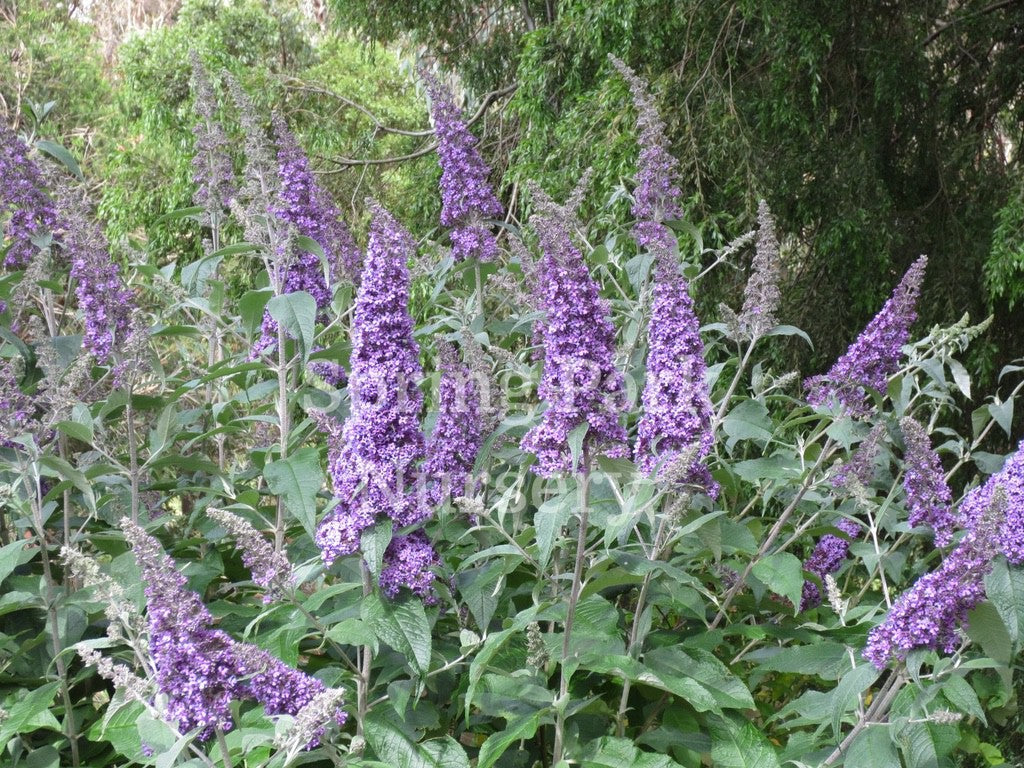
left=240, top=289, right=274, bottom=337
left=764, top=324, right=813, bottom=348
left=0, top=682, right=62, bottom=745
left=37, top=455, right=95, bottom=512
left=364, top=708, right=469, bottom=768
left=706, top=713, right=782, bottom=768
left=988, top=399, right=1014, bottom=438
left=899, top=721, right=959, bottom=768
left=941, top=675, right=986, bottom=724
left=362, top=592, right=432, bottom=676
left=830, top=664, right=880, bottom=738
left=985, top=553, right=1024, bottom=652
left=0, top=540, right=30, bottom=586
left=721, top=400, right=773, bottom=449
left=476, top=712, right=543, bottom=768
left=569, top=422, right=589, bottom=472
left=267, top=291, right=317, bottom=360
left=362, top=518, right=394, bottom=580
left=754, top=642, right=853, bottom=681
left=154, top=205, right=204, bottom=226
left=750, top=552, right=804, bottom=612
left=644, top=646, right=755, bottom=712
left=948, top=359, right=972, bottom=399
left=966, top=601, right=1013, bottom=665
left=263, top=446, right=323, bottom=539
left=845, top=726, right=899, bottom=768
left=36, top=139, right=82, bottom=180
left=580, top=736, right=686, bottom=768
left=535, top=492, right=571, bottom=570
left=54, top=420, right=93, bottom=444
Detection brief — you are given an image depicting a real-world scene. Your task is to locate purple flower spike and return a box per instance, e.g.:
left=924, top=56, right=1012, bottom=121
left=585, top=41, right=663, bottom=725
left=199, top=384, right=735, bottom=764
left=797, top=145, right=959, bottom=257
left=315, top=203, right=428, bottom=566
left=272, top=115, right=361, bottom=289
left=424, top=343, right=485, bottom=505
left=253, top=116, right=362, bottom=355
left=422, top=71, right=504, bottom=261
left=57, top=193, right=135, bottom=363
left=634, top=252, right=717, bottom=496
left=122, top=520, right=344, bottom=741
left=609, top=56, right=681, bottom=252
left=805, top=256, right=927, bottom=415
left=520, top=185, right=627, bottom=475
left=900, top=417, right=955, bottom=546
left=863, top=511, right=997, bottom=669
left=800, top=519, right=860, bottom=610
left=189, top=53, right=235, bottom=227
left=0, top=123, right=58, bottom=269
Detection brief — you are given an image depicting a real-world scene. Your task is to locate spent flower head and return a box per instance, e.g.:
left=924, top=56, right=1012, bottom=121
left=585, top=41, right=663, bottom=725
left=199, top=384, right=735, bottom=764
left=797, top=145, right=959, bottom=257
left=738, top=200, right=782, bottom=339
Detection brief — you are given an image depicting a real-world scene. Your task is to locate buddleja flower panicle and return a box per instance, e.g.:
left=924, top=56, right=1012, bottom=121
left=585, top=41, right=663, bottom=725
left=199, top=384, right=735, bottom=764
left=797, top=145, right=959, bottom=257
left=424, top=342, right=485, bottom=505
left=55, top=186, right=135, bottom=363
left=958, top=438, right=1024, bottom=563
left=863, top=486, right=1005, bottom=668
left=0, top=123, right=58, bottom=269
left=189, top=52, right=235, bottom=228
left=209, top=508, right=293, bottom=601
left=316, top=204, right=435, bottom=602
left=738, top=199, right=782, bottom=339
left=520, top=184, right=627, bottom=475
left=422, top=70, right=504, bottom=262
left=610, top=55, right=681, bottom=252
left=634, top=251, right=717, bottom=495
left=122, top=520, right=344, bottom=741
left=805, top=255, right=927, bottom=414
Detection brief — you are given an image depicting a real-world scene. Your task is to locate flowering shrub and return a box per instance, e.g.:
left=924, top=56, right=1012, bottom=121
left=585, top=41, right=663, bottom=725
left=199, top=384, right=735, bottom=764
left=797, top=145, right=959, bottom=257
left=0, top=51, right=1022, bottom=768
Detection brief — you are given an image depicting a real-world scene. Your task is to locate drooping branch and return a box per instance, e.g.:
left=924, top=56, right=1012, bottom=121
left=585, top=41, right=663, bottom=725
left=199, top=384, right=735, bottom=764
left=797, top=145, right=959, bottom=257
left=292, top=80, right=517, bottom=171
left=923, top=0, right=1023, bottom=46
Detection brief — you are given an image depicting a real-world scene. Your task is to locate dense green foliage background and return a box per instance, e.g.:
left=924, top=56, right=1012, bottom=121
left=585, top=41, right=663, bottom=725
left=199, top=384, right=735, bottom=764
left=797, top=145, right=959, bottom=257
left=330, top=0, right=1024, bottom=382
left=4, top=0, right=1023, bottom=378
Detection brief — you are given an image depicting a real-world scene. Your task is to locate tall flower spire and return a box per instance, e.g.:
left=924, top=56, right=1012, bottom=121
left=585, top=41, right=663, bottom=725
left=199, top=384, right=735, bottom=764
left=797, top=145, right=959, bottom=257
left=252, top=116, right=362, bottom=357
left=609, top=55, right=681, bottom=251
left=520, top=183, right=627, bottom=475
left=900, top=416, right=955, bottom=546
left=0, top=123, right=58, bottom=269
left=612, top=55, right=716, bottom=492
left=271, top=114, right=361, bottom=290
left=54, top=186, right=134, bottom=364
left=315, top=203, right=428, bottom=565
left=421, top=70, right=504, bottom=262
left=122, top=520, right=344, bottom=741
left=805, top=256, right=927, bottom=414
left=189, top=52, right=235, bottom=228
left=633, top=252, right=717, bottom=495
left=863, top=489, right=1004, bottom=668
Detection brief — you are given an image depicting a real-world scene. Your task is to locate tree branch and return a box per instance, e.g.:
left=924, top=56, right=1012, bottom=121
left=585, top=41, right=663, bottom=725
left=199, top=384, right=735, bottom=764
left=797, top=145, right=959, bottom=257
left=313, top=82, right=518, bottom=170
left=923, top=0, right=1023, bottom=47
